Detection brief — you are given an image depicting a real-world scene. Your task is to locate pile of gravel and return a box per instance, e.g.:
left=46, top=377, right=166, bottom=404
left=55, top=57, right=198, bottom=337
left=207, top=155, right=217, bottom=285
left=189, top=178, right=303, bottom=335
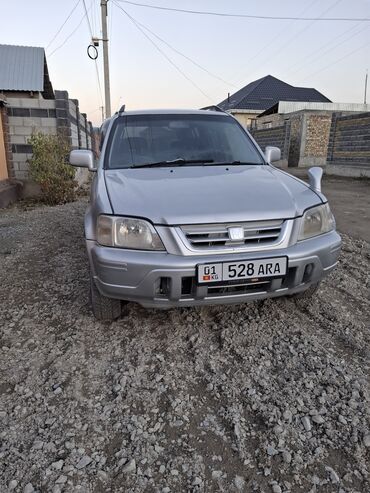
left=0, top=200, right=369, bottom=492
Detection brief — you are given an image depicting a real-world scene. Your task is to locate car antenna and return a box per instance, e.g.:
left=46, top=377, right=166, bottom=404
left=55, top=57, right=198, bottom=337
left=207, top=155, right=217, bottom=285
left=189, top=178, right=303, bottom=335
left=119, top=104, right=126, bottom=115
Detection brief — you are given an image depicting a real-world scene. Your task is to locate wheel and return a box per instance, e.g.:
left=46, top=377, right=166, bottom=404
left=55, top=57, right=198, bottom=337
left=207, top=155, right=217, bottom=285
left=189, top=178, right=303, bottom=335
left=291, top=281, right=321, bottom=307
left=90, top=275, right=122, bottom=321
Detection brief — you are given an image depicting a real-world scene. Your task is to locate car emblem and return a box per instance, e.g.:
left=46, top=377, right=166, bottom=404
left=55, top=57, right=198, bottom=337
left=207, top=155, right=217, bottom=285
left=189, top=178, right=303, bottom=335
left=228, top=226, right=244, bottom=241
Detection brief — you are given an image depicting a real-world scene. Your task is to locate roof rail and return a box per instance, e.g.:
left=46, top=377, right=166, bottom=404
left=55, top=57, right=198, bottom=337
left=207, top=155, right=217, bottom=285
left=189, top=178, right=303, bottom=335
left=200, top=105, right=226, bottom=113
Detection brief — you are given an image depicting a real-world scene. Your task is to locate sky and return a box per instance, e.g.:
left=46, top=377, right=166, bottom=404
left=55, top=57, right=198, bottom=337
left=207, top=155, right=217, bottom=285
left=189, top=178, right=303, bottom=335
left=1, top=0, right=369, bottom=125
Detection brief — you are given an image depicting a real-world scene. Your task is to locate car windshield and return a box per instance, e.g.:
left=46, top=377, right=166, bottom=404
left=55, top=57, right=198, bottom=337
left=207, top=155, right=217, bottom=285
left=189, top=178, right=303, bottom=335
left=105, top=114, right=264, bottom=169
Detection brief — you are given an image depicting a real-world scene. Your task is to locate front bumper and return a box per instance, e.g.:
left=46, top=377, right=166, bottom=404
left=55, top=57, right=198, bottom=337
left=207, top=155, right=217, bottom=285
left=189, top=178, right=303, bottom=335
left=86, top=231, right=341, bottom=308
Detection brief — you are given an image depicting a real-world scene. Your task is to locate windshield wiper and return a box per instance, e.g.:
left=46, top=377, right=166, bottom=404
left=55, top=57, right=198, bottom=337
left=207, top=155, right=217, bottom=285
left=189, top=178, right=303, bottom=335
left=206, top=161, right=262, bottom=166
left=131, top=158, right=214, bottom=168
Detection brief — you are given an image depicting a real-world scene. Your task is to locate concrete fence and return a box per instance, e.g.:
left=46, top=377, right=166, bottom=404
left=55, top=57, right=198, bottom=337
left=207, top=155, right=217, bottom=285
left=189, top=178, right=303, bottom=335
left=250, top=121, right=291, bottom=167
left=327, top=112, right=370, bottom=171
left=5, top=91, right=95, bottom=183
left=250, top=109, right=370, bottom=175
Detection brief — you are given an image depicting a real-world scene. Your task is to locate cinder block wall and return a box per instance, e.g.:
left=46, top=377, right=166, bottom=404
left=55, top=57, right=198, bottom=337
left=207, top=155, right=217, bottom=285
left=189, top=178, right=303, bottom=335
left=250, top=122, right=291, bottom=167
left=6, top=92, right=94, bottom=182
left=7, top=98, right=57, bottom=179
left=327, top=112, right=370, bottom=168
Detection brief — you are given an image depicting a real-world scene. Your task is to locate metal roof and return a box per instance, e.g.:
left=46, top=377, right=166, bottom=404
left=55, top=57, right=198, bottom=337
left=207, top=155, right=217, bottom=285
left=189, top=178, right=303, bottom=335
left=259, top=101, right=370, bottom=116
left=218, top=75, right=331, bottom=111
left=0, top=44, right=45, bottom=92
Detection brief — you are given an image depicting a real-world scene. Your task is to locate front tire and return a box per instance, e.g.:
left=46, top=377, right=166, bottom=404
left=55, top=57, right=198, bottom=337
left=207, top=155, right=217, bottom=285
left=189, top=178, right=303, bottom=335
left=90, top=275, right=122, bottom=321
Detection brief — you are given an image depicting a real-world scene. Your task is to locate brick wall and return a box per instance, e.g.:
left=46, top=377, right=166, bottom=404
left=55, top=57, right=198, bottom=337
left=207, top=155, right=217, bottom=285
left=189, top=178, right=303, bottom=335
left=250, top=121, right=291, bottom=166
left=327, top=112, right=370, bottom=168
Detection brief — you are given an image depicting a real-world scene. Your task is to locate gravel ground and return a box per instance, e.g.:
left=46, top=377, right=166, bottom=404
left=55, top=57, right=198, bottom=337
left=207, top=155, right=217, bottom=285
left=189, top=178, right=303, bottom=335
left=0, top=199, right=369, bottom=493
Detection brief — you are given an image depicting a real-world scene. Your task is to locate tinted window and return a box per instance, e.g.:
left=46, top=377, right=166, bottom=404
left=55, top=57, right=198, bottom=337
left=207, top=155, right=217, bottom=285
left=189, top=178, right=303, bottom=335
left=105, top=114, right=264, bottom=168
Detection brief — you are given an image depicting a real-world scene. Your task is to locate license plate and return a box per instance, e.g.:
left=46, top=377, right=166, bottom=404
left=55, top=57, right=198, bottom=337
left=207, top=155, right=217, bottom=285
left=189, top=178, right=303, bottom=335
left=197, top=257, right=287, bottom=284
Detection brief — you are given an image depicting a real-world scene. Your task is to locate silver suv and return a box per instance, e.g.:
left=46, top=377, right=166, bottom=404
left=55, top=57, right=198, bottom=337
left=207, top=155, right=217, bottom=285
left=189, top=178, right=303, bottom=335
left=70, top=108, right=341, bottom=320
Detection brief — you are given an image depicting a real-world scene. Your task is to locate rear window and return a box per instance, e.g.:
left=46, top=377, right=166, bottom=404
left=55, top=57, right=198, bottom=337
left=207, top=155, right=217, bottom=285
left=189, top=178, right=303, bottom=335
left=105, top=114, right=264, bottom=168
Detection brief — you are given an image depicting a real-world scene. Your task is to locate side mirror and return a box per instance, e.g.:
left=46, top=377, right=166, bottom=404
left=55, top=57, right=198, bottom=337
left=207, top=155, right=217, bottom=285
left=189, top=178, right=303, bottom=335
left=69, top=150, right=96, bottom=171
left=264, top=146, right=281, bottom=164
left=308, top=167, right=323, bottom=192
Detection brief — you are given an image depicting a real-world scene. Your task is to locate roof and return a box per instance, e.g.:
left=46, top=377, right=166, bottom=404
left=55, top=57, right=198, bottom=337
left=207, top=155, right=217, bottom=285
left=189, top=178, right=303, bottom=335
left=0, top=44, right=54, bottom=98
left=218, top=75, right=331, bottom=111
left=259, top=100, right=370, bottom=116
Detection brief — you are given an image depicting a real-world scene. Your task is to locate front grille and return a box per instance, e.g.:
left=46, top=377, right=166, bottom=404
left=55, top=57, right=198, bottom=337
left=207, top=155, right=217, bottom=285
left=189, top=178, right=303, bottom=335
left=181, top=220, right=284, bottom=251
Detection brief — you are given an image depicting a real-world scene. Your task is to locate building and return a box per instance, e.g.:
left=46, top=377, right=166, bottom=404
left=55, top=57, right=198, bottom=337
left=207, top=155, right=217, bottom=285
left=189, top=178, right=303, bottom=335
left=0, top=44, right=95, bottom=204
left=217, top=75, right=331, bottom=128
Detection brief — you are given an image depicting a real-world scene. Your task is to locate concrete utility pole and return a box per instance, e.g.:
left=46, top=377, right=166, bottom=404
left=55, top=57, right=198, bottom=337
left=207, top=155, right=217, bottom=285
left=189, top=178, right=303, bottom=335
left=365, top=70, right=368, bottom=105
left=101, top=0, right=111, bottom=118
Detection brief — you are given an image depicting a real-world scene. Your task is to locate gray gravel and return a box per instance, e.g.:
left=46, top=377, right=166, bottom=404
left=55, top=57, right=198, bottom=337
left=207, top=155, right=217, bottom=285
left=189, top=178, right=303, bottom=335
left=0, top=199, right=369, bottom=493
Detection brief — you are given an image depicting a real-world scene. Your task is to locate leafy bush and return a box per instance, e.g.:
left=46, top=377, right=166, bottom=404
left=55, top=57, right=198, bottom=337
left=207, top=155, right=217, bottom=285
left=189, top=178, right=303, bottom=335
left=28, top=132, right=76, bottom=205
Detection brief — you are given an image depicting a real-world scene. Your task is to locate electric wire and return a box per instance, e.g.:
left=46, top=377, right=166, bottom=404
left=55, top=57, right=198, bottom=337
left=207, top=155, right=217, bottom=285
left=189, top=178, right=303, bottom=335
left=287, top=22, right=368, bottom=77
left=235, top=0, right=342, bottom=86
left=116, top=5, right=237, bottom=89
left=48, top=8, right=91, bottom=57
left=115, top=0, right=370, bottom=22
left=113, top=2, right=214, bottom=101
left=299, top=38, right=370, bottom=81
left=82, top=0, right=94, bottom=38
left=82, top=0, right=105, bottom=112
left=230, top=0, right=320, bottom=83
left=46, top=0, right=81, bottom=50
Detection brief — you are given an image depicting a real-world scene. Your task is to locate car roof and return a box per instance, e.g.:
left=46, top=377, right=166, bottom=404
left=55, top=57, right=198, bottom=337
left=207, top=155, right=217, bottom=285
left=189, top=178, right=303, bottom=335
left=100, top=108, right=233, bottom=134
left=113, top=108, right=230, bottom=117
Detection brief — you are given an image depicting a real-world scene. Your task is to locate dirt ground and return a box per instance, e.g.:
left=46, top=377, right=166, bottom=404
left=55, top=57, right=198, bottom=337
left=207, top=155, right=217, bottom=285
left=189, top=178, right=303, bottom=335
left=0, top=182, right=369, bottom=493
left=286, top=170, right=370, bottom=243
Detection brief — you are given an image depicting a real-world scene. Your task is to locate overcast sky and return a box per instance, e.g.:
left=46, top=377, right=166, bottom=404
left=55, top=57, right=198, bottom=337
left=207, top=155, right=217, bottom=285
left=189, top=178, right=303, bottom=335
left=1, top=0, right=369, bottom=125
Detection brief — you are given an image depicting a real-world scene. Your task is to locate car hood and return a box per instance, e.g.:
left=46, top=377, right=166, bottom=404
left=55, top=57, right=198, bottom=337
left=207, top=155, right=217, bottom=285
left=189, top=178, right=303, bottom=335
left=104, top=165, right=322, bottom=225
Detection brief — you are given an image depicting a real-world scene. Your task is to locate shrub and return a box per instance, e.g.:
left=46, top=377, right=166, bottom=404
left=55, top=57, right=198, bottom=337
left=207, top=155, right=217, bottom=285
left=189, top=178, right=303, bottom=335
left=28, top=132, right=76, bottom=205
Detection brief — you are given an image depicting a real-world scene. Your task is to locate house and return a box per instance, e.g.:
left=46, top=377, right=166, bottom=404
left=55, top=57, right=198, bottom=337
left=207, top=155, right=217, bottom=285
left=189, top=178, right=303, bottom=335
left=0, top=44, right=95, bottom=204
left=217, top=75, right=331, bottom=128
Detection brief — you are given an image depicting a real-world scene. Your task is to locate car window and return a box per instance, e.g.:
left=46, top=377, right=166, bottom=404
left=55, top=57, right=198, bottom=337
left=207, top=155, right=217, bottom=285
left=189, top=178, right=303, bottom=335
left=106, top=114, right=264, bottom=168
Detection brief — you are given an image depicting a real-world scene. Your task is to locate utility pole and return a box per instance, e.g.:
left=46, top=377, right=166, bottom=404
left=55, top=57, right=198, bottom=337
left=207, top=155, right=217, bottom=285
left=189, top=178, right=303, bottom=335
left=365, top=70, right=368, bottom=105
left=101, top=0, right=111, bottom=118
left=100, top=106, right=105, bottom=122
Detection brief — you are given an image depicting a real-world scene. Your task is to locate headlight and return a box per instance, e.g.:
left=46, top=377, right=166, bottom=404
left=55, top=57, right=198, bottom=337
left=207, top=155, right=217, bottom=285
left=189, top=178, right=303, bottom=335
left=298, top=203, right=335, bottom=241
left=97, top=215, right=165, bottom=250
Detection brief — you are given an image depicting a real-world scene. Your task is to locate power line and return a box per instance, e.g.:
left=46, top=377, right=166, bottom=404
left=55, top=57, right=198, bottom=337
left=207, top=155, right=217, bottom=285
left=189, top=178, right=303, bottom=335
left=109, top=0, right=114, bottom=59
left=234, top=0, right=343, bottom=86
left=299, top=38, right=370, bottom=81
left=115, top=0, right=370, bottom=22
left=46, top=0, right=81, bottom=50
left=117, top=6, right=237, bottom=89
left=82, top=0, right=94, bottom=38
left=48, top=8, right=90, bottom=57
left=287, top=22, right=368, bottom=77
left=230, top=0, right=320, bottom=83
left=113, top=2, right=213, bottom=101
left=82, top=0, right=105, bottom=112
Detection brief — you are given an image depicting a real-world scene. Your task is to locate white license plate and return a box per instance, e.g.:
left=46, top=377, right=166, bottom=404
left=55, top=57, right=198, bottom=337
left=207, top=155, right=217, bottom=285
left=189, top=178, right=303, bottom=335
left=197, top=257, right=287, bottom=284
